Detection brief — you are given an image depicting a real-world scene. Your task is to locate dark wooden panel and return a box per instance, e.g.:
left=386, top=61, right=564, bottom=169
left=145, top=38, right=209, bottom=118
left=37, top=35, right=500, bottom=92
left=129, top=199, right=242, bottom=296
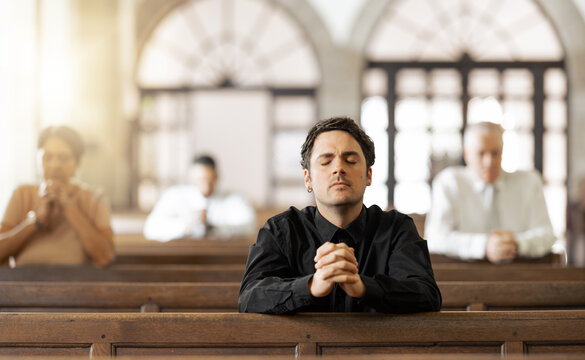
left=319, top=343, right=503, bottom=355
left=115, top=345, right=297, bottom=356
left=525, top=343, right=585, bottom=353
left=0, top=345, right=90, bottom=356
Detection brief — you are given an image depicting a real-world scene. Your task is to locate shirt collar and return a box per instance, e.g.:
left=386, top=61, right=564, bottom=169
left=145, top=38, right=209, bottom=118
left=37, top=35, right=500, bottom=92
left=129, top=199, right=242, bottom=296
left=466, top=167, right=506, bottom=192
left=314, top=206, right=367, bottom=245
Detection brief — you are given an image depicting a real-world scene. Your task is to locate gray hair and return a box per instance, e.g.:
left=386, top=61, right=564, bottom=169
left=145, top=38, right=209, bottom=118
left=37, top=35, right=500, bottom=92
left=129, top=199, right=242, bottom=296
left=463, top=122, right=504, bottom=150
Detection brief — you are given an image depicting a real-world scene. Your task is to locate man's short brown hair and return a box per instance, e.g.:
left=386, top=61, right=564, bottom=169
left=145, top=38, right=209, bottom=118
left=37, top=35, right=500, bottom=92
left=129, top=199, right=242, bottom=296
left=300, top=116, right=375, bottom=171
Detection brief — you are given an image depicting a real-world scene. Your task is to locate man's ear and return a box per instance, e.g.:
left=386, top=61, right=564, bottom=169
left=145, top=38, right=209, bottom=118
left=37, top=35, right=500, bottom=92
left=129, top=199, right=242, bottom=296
left=303, top=168, right=312, bottom=192
left=366, top=167, right=372, bottom=186
left=462, top=148, right=469, bottom=167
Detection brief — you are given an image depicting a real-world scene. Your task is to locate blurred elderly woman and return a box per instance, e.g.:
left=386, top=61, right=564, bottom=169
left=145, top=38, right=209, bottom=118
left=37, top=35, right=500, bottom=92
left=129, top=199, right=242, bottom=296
left=0, top=126, right=114, bottom=267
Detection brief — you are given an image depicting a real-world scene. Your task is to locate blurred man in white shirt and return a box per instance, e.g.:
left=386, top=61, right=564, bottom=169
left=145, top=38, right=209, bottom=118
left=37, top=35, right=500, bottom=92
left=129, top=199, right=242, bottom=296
left=425, top=122, right=555, bottom=263
left=143, top=155, right=256, bottom=241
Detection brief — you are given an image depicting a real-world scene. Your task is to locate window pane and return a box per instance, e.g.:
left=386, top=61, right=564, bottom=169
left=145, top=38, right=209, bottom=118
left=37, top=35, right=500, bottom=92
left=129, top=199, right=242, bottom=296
left=503, top=99, right=533, bottom=129
left=431, top=131, right=462, bottom=159
left=502, top=130, right=534, bottom=172
left=394, top=182, right=431, bottom=214
left=274, top=96, right=315, bottom=128
left=503, top=69, right=533, bottom=98
left=137, top=0, right=320, bottom=87
left=544, top=184, right=567, bottom=239
left=545, top=68, right=567, bottom=97
left=544, top=99, right=567, bottom=130
left=369, top=131, right=388, bottom=184
left=467, top=96, right=503, bottom=124
left=273, top=131, right=306, bottom=180
left=468, top=69, right=499, bottom=97
left=367, top=21, right=423, bottom=61
left=430, top=98, right=462, bottom=130
left=362, top=96, right=389, bottom=195
left=364, top=184, right=388, bottom=211
left=366, top=0, right=563, bottom=61
left=395, top=131, right=430, bottom=182
left=361, top=96, right=389, bottom=131
left=430, top=69, right=461, bottom=97
left=363, top=68, right=387, bottom=97
left=395, top=98, right=428, bottom=130
left=543, top=132, right=567, bottom=182
left=396, top=69, right=426, bottom=96
left=144, top=93, right=188, bottom=128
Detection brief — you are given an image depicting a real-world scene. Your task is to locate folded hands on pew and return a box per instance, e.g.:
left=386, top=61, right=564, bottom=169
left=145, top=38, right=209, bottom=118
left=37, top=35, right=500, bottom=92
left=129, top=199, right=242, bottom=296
left=309, top=241, right=365, bottom=299
left=486, top=230, right=518, bottom=263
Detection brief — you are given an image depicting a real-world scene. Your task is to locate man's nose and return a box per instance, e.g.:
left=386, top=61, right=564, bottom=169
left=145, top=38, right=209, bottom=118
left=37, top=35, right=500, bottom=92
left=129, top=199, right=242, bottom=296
left=331, top=158, right=346, bottom=175
left=482, top=154, right=496, bottom=167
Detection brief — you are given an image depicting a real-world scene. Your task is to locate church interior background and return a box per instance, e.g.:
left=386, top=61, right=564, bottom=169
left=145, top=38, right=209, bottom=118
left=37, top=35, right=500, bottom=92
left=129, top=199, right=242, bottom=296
left=2, top=0, right=585, bottom=263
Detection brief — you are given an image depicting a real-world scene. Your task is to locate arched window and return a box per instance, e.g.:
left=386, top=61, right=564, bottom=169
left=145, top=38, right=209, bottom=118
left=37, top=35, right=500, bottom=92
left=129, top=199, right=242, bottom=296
left=361, top=0, right=567, bottom=240
left=135, top=0, right=321, bottom=210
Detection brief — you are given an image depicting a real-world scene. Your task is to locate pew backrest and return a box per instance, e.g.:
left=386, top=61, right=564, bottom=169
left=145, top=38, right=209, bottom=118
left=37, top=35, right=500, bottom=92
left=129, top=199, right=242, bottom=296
left=0, top=264, right=245, bottom=282
left=1, top=311, right=584, bottom=357
left=1, top=280, right=584, bottom=313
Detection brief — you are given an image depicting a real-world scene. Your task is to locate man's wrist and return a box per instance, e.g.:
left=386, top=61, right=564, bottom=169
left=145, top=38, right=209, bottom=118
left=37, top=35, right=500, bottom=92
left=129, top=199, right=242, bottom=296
left=26, top=210, right=45, bottom=230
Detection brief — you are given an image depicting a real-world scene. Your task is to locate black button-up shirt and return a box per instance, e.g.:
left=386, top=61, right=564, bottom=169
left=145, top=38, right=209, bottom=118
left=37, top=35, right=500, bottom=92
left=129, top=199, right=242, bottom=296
left=238, top=205, right=442, bottom=313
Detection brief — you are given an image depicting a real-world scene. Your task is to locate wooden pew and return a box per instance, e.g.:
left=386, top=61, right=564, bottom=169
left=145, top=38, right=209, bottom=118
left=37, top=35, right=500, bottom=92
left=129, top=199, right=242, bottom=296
left=1, top=311, right=584, bottom=357
left=114, top=232, right=564, bottom=268
left=113, top=238, right=253, bottom=265
left=2, top=264, right=584, bottom=283
left=0, top=281, right=239, bottom=313
left=431, top=253, right=564, bottom=265
left=439, top=281, right=585, bottom=311
left=433, top=264, right=585, bottom=282
left=1, top=280, right=584, bottom=313
left=0, top=264, right=245, bottom=282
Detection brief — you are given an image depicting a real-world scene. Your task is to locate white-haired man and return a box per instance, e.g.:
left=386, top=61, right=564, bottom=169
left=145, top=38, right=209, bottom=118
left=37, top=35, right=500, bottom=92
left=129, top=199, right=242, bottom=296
left=425, top=122, right=555, bottom=263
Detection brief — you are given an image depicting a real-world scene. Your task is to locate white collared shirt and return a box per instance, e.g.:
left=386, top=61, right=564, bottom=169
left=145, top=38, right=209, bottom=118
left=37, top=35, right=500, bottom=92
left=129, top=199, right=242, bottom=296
left=424, top=166, right=555, bottom=260
left=143, top=186, right=256, bottom=242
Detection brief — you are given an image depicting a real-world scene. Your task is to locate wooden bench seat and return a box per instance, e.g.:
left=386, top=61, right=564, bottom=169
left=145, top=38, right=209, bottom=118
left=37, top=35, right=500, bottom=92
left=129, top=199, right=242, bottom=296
left=113, top=238, right=253, bottom=265
left=0, top=264, right=245, bottom=282
left=1, top=311, right=584, bottom=357
left=0, top=281, right=238, bottom=312
left=433, top=264, right=585, bottom=281
left=430, top=253, right=563, bottom=265
left=2, top=264, right=583, bottom=283
left=439, top=281, right=585, bottom=311
left=1, top=280, right=584, bottom=313
left=113, top=234, right=563, bottom=267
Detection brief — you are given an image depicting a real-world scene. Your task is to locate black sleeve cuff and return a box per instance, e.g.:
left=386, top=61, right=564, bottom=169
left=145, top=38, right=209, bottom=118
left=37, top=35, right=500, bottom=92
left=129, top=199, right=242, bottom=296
left=358, top=275, right=385, bottom=307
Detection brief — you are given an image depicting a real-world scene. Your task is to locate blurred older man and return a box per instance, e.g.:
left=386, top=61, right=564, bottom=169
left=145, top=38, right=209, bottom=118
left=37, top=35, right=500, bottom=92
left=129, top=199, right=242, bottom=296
left=425, top=122, right=555, bottom=263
